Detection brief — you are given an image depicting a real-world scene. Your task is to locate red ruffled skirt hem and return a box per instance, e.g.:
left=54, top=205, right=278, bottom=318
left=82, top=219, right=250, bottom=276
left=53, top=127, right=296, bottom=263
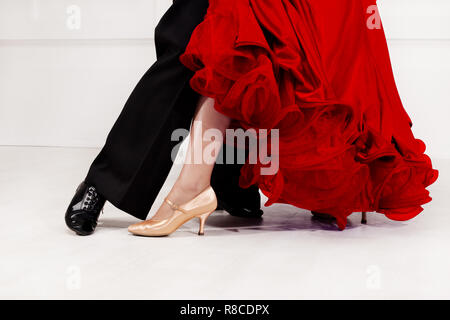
left=180, top=0, right=438, bottom=229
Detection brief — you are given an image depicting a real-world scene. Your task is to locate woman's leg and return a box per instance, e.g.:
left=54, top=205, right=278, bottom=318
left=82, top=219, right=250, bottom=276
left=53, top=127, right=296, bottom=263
left=151, top=96, right=231, bottom=221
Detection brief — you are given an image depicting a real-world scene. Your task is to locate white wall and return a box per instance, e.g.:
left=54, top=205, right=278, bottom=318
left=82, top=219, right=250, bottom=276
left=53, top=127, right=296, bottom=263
left=0, top=0, right=449, bottom=159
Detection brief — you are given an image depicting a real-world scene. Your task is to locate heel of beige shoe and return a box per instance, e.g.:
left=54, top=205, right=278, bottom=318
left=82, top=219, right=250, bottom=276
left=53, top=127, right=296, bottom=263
left=198, top=211, right=214, bottom=236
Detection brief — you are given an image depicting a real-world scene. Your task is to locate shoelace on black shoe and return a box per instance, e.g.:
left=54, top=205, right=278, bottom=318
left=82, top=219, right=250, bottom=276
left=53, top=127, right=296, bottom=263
left=82, top=187, right=100, bottom=211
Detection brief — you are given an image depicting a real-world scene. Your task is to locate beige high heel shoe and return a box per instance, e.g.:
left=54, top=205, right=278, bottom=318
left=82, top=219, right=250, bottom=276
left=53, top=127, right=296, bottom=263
left=128, top=186, right=217, bottom=237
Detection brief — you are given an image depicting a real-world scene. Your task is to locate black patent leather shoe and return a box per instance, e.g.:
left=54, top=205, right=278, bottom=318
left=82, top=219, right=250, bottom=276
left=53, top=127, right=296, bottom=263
left=217, top=199, right=264, bottom=218
left=216, top=186, right=264, bottom=218
left=65, top=182, right=106, bottom=236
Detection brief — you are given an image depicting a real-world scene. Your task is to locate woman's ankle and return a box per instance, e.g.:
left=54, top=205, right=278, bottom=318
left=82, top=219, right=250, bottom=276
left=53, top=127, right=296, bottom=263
left=173, top=180, right=210, bottom=197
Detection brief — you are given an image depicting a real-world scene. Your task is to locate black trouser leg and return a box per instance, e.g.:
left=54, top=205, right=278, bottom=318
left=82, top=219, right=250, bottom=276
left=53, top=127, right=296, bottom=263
left=212, top=144, right=262, bottom=214
left=85, top=0, right=260, bottom=220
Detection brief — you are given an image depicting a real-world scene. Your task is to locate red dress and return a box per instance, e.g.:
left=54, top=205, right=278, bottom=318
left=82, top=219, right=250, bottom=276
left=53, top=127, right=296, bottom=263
left=180, top=0, right=438, bottom=229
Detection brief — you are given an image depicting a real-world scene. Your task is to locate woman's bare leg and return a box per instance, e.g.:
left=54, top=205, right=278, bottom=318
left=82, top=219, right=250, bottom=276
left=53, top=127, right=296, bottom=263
left=151, top=96, right=230, bottom=221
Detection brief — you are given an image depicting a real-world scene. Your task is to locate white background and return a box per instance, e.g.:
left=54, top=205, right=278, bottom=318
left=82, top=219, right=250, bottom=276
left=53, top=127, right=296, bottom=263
left=1, top=0, right=450, bottom=300
left=0, top=0, right=449, bottom=159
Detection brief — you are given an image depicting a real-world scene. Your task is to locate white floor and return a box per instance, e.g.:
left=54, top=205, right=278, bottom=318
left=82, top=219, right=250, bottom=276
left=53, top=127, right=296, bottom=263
left=0, top=146, right=449, bottom=300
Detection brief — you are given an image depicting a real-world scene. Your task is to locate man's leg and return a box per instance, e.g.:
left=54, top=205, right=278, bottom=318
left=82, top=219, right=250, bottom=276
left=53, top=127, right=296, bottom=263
left=66, top=0, right=262, bottom=236
left=84, top=0, right=209, bottom=219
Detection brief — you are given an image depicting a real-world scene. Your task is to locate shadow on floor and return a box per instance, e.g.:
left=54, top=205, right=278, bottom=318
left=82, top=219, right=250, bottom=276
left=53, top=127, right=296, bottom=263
left=96, top=209, right=383, bottom=235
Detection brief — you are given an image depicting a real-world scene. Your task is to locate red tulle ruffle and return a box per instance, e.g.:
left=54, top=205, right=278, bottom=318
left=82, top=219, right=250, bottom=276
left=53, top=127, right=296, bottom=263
left=180, top=0, right=438, bottom=229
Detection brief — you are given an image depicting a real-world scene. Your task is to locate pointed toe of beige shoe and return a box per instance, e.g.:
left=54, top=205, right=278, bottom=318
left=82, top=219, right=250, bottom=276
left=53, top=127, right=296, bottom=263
left=128, top=219, right=174, bottom=237
left=128, top=221, right=146, bottom=235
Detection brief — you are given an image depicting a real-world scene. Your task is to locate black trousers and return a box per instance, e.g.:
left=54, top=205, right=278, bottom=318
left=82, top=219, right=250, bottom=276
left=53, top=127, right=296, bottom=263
left=85, top=0, right=258, bottom=220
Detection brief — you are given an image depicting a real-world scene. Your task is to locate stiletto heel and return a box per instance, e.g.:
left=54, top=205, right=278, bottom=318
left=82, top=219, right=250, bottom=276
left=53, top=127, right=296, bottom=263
left=198, top=211, right=214, bottom=236
left=128, top=186, right=217, bottom=237
left=361, top=212, right=367, bottom=224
